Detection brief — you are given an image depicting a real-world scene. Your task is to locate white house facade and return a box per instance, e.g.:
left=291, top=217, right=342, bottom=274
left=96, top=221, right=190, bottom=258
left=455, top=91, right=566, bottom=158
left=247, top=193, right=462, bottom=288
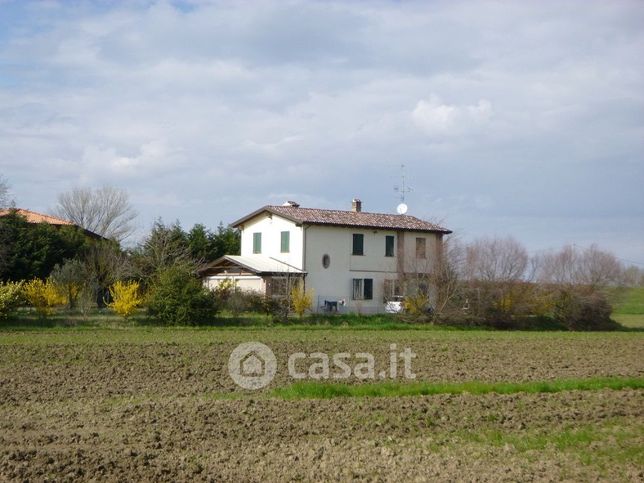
left=201, top=200, right=451, bottom=313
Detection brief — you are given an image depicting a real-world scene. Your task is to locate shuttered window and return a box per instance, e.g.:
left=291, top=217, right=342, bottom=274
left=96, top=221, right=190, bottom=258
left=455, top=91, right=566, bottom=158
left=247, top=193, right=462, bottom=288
left=364, top=278, right=373, bottom=300
left=352, top=278, right=373, bottom=300
left=352, top=234, right=364, bottom=255
left=253, top=232, right=262, bottom=254
left=280, top=231, right=290, bottom=253
left=385, top=235, right=395, bottom=257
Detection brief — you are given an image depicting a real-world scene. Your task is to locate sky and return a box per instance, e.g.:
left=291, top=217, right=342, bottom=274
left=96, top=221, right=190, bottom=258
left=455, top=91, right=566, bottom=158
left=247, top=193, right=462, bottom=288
left=0, top=0, right=643, bottom=263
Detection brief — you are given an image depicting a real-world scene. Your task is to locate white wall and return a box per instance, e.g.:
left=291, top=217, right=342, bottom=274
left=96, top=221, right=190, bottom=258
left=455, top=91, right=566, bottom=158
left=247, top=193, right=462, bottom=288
left=304, top=225, right=405, bottom=313
left=204, top=275, right=264, bottom=292
left=239, top=213, right=304, bottom=268
left=237, top=212, right=443, bottom=313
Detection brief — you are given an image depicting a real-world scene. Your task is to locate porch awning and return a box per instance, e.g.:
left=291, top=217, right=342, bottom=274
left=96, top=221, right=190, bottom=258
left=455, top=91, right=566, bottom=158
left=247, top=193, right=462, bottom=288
left=199, top=255, right=306, bottom=277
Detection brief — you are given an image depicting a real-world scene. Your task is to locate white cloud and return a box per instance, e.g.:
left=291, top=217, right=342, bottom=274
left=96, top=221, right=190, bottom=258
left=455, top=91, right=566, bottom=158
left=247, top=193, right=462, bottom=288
left=412, top=96, right=493, bottom=136
left=0, top=0, right=642, bottom=260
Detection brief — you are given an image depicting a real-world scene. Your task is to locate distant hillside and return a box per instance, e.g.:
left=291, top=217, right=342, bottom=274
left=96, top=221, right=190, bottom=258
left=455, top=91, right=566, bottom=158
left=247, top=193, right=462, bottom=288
left=612, top=287, right=644, bottom=315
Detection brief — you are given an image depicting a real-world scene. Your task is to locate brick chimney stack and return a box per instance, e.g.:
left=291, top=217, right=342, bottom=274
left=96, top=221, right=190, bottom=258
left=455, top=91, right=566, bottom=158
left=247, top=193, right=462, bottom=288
left=352, top=198, right=362, bottom=212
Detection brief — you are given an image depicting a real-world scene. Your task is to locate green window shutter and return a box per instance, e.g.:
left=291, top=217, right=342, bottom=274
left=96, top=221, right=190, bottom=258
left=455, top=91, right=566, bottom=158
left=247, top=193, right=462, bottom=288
left=385, top=235, right=395, bottom=257
left=253, top=232, right=262, bottom=254
left=364, top=279, right=373, bottom=300
left=352, top=234, right=364, bottom=255
left=280, top=231, right=290, bottom=253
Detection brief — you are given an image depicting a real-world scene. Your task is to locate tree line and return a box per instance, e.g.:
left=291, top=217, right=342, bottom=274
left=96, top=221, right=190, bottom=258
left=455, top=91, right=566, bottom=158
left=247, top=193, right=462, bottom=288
left=0, top=181, right=240, bottom=323
left=1, top=177, right=641, bottom=328
left=426, top=236, right=643, bottom=330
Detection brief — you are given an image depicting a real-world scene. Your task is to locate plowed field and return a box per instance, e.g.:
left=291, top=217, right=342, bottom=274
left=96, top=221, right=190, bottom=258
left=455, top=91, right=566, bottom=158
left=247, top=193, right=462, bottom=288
left=1, top=328, right=642, bottom=481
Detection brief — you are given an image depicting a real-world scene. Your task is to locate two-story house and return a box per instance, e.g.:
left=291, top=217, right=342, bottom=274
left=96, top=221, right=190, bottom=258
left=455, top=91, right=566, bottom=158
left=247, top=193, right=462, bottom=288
left=200, top=199, right=451, bottom=313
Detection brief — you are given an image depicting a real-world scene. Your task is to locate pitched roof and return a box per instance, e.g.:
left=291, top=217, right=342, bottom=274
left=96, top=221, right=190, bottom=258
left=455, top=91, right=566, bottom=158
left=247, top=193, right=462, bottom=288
left=232, top=205, right=452, bottom=234
left=0, top=208, right=104, bottom=239
left=200, top=255, right=305, bottom=276
left=0, top=208, right=74, bottom=226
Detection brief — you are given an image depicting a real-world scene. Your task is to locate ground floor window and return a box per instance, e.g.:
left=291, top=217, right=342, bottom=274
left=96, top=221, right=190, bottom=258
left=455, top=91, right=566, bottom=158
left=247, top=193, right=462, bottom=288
left=383, top=279, right=402, bottom=300
left=352, top=278, right=373, bottom=300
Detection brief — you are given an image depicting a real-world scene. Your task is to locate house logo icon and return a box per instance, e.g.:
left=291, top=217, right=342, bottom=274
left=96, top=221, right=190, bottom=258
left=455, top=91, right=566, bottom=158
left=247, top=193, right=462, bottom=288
left=228, top=342, right=277, bottom=389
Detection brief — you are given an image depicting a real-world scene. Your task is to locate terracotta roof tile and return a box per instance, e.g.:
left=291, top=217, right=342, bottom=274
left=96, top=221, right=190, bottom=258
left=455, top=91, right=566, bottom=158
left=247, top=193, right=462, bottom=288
left=0, top=208, right=74, bottom=226
left=233, top=205, right=451, bottom=234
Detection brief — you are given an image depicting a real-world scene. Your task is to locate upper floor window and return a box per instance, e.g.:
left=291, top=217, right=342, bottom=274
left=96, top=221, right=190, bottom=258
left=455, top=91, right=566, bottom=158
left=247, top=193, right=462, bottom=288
left=415, top=237, right=426, bottom=259
left=253, top=232, right=262, bottom=254
left=352, top=233, right=364, bottom=256
left=352, top=278, right=373, bottom=300
left=385, top=235, right=395, bottom=257
left=280, top=231, right=290, bottom=253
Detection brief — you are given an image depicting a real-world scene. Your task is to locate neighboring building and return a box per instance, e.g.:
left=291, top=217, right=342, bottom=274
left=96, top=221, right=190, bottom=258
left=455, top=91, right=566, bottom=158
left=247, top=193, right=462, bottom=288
left=0, top=208, right=103, bottom=239
left=200, top=200, right=451, bottom=313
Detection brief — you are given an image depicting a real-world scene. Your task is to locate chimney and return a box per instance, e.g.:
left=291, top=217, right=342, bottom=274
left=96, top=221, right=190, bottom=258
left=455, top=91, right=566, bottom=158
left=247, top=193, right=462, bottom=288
left=282, top=201, right=300, bottom=208
left=352, top=198, right=362, bottom=212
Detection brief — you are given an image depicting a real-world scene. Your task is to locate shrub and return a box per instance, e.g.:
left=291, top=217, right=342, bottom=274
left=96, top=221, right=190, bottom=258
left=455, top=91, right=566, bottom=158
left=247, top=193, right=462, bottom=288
left=227, top=290, right=270, bottom=315
left=108, top=280, right=144, bottom=319
left=213, top=278, right=237, bottom=304
left=553, top=288, right=617, bottom=330
left=291, top=282, right=313, bottom=318
left=213, top=283, right=281, bottom=318
left=403, top=293, right=431, bottom=319
left=22, top=278, right=66, bottom=316
left=50, top=258, right=86, bottom=309
left=0, top=281, right=23, bottom=320
left=147, top=267, right=218, bottom=325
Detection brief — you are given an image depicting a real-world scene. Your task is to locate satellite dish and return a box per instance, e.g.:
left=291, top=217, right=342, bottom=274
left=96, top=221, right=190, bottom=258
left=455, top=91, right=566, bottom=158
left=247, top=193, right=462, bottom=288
left=396, top=203, right=408, bottom=215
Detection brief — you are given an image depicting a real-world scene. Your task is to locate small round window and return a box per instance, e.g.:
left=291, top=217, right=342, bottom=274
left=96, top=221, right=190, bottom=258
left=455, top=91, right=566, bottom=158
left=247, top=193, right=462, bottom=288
left=322, top=254, right=330, bottom=269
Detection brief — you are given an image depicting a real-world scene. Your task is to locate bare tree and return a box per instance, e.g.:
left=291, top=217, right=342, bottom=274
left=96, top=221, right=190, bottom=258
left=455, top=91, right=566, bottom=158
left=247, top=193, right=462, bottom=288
left=534, top=245, right=579, bottom=285
left=621, top=265, right=644, bottom=287
left=55, top=186, right=137, bottom=242
left=535, top=244, right=623, bottom=288
left=0, top=176, right=13, bottom=269
left=465, top=236, right=528, bottom=283
left=431, top=236, right=465, bottom=315
left=0, top=175, right=11, bottom=209
left=578, top=244, right=623, bottom=288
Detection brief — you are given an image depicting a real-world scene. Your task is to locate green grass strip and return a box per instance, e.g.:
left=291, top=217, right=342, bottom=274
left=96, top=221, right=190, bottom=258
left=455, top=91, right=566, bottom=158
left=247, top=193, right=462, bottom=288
left=271, top=377, right=644, bottom=400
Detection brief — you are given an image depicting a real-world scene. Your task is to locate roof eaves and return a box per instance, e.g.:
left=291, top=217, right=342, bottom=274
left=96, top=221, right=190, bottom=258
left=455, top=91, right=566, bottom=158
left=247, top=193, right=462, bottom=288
left=230, top=206, right=303, bottom=228
left=298, top=220, right=452, bottom=234
left=198, top=255, right=260, bottom=275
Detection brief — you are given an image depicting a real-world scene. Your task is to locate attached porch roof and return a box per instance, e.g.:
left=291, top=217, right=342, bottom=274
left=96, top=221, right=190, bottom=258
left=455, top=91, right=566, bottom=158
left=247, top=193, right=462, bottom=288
left=199, top=255, right=306, bottom=277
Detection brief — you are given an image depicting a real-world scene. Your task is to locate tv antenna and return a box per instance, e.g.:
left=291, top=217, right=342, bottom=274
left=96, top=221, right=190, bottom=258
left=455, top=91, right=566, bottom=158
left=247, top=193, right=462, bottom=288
left=394, top=164, right=412, bottom=214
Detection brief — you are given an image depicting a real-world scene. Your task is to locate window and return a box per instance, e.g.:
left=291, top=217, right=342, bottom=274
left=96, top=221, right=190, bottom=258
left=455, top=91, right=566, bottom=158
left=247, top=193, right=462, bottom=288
left=253, top=232, right=262, bottom=254
left=383, top=279, right=402, bottom=299
left=352, top=234, right=364, bottom=256
left=270, top=277, right=290, bottom=297
left=280, top=231, right=290, bottom=253
left=352, top=278, right=373, bottom=300
left=385, top=235, right=395, bottom=257
left=415, top=237, right=426, bottom=259
left=322, top=254, right=330, bottom=269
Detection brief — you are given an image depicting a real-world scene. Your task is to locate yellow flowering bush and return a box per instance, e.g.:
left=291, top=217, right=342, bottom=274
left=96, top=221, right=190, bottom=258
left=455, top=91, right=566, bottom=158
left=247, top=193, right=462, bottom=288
left=290, top=281, right=313, bottom=318
left=107, top=280, right=143, bottom=318
left=0, top=281, right=23, bottom=320
left=22, top=278, right=66, bottom=316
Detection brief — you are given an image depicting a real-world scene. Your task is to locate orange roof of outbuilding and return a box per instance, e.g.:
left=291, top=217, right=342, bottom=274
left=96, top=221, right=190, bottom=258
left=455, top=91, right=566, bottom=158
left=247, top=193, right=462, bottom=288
left=0, top=208, right=74, bottom=226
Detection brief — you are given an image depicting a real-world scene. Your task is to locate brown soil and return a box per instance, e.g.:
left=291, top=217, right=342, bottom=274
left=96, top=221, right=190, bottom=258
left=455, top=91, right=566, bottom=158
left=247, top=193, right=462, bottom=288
left=0, top=330, right=642, bottom=481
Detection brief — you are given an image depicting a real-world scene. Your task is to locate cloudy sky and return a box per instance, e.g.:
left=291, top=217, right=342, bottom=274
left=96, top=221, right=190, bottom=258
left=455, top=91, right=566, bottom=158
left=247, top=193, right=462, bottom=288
left=1, top=0, right=643, bottom=262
